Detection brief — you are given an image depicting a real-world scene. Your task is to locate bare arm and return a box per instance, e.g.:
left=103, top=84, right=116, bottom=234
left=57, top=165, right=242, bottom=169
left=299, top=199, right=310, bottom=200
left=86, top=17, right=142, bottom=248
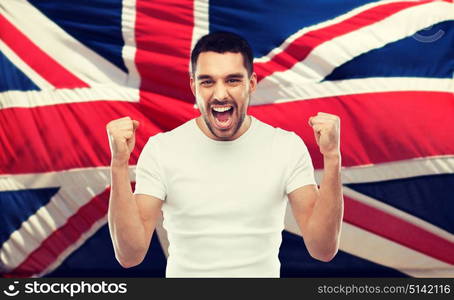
left=288, top=112, right=344, bottom=262
left=106, top=117, right=163, bottom=268
left=288, top=155, right=343, bottom=262
left=108, top=162, right=163, bottom=268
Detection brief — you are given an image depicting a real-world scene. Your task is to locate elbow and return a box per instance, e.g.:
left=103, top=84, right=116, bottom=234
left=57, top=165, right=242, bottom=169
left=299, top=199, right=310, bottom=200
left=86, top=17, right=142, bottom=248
left=115, top=253, right=145, bottom=268
left=111, top=237, right=148, bottom=268
left=311, top=250, right=337, bottom=262
left=308, top=243, right=339, bottom=262
left=305, top=229, right=341, bottom=262
left=117, top=260, right=135, bottom=269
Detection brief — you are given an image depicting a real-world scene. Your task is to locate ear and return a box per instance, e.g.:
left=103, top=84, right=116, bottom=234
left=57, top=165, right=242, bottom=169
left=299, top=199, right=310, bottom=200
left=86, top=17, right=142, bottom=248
left=190, top=76, right=196, bottom=97
left=249, top=72, right=257, bottom=93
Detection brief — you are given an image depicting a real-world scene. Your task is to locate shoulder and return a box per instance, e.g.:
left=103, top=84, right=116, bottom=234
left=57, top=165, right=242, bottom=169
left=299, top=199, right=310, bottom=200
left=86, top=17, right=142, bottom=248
left=145, top=118, right=196, bottom=145
left=254, top=116, right=307, bottom=147
left=165, top=118, right=196, bottom=138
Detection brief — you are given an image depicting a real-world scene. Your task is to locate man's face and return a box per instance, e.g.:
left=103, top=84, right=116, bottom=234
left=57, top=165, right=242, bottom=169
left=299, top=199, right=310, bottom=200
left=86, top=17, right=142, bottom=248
left=190, top=51, right=257, bottom=141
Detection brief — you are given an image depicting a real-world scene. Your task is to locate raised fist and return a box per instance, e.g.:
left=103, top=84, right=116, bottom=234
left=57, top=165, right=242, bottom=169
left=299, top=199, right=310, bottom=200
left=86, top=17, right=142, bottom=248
left=106, top=116, right=140, bottom=164
left=308, top=112, right=340, bottom=158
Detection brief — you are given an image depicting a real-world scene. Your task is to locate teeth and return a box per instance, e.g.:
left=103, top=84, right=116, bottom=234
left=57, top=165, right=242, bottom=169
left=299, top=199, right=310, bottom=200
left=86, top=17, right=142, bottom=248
left=212, top=106, right=232, bottom=112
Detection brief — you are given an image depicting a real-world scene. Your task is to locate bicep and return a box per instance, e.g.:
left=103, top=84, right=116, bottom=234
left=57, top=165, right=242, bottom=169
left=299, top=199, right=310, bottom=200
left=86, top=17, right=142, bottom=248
left=287, top=184, right=319, bottom=236
left=134, top=194, right=163, bottom=242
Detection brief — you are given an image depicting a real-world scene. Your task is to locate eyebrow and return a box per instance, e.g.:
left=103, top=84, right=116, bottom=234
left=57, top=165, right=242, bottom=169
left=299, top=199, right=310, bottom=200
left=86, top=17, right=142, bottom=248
left=196, top=73, right=245, bottom=80
left=226, top=73, right=245, bottom=79
left=196, top=75, right=212, bottom=80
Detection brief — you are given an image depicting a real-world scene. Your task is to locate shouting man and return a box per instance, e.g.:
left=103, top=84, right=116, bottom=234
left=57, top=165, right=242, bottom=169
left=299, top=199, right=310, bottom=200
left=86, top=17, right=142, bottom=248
left=106, top=32, right=344, bottom=277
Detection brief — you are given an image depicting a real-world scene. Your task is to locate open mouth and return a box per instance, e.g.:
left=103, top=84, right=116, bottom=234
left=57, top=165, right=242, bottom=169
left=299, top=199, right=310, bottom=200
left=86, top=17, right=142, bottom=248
left=211, top=105, right=234, bottom=130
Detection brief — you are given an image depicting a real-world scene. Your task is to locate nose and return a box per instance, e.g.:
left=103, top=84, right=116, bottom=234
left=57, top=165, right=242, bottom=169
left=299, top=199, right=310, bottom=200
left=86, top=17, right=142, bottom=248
left=212, top=81, right=229, bottom=101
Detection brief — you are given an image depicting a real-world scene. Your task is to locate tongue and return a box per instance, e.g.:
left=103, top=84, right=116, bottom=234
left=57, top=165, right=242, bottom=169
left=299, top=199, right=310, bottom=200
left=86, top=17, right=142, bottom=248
left=215, top=111, right=230, bottom=122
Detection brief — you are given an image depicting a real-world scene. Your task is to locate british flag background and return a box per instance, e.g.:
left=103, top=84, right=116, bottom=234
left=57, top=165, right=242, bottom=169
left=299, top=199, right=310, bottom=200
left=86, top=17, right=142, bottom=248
left=0, top=0, right=453, bottom=278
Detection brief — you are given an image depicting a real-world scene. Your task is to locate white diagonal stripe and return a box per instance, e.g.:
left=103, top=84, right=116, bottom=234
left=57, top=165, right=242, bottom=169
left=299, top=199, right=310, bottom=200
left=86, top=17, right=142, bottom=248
left=0, top=40, right=53, bottom=90
left=284, top=207, right=454, bottom=277
left=1, top=0, right=128, bottom=86
left=254, top=0, right=427, bottom=63
left=0, top=167, right=119, bottom=272
left=35, top=217, right=108, bottom=277
left=339, top=223, right=454, bottom=277
left=342, top=186, right=454, bottom=243
left=0, top=165, right=169, bottom=276
left=256, top=1, right=453, bottom=87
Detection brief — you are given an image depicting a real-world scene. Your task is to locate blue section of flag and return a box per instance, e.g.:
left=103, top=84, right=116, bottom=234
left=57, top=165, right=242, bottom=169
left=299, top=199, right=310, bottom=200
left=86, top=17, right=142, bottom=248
left=0, top=51, right=40, bottom=92
left=346, top=174, right=454, bottom=234
left=45, top=225, right=167, bottom=277
left=0, top=188, right=59, bottom=247
left=209, top=0, right=377, bottom=58
left=326, top=21, right=454, bottom=80
left=280, top=231, right=407, bottom=277
left=29, top=0, right=127, bottom=73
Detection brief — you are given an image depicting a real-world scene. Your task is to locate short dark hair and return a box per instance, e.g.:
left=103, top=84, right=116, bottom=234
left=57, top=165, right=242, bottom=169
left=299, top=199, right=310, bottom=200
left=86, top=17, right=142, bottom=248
left=191, top=31, right=254, bottom=76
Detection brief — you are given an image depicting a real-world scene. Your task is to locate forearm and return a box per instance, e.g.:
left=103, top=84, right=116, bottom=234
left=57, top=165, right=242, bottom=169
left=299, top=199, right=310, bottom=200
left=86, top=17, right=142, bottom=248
left=306, top=155, right=344, bottom=260
left=108, top=161, right=148, bottom=266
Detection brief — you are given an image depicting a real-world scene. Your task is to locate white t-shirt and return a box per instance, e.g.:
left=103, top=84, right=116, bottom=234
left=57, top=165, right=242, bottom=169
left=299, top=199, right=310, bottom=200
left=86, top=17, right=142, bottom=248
left=134, top=116, right=316, bottom=277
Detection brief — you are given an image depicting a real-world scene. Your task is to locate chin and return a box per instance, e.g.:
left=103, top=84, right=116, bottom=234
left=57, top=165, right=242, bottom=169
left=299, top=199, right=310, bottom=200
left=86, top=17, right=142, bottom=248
left=210, top=125, right=237, bottom=140
left=214, top=130, right=236, bottom=140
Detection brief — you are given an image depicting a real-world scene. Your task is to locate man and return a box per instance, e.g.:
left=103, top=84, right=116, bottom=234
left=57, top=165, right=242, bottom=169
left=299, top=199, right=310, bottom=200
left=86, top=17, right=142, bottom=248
left=106, top=32, right=343, bottom=277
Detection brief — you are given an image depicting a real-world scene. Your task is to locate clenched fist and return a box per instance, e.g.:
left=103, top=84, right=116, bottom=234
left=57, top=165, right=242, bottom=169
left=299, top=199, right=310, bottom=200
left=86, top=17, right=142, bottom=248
left=106, top=116, right=140, bottom=164
left=308, top=112, right=340, bottom=158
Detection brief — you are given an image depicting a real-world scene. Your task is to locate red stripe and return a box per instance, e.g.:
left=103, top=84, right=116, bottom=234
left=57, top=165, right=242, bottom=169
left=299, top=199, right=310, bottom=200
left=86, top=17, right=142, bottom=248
left=254, top=0, right=437, bottom=82
left=344, top=195, right=454, bottom=265
left=0, top=14, right=88, bottom=89
left=6, top=187, right=111, bottom=277
left=0, top=91, right=452, bottom=174
left=249, top=91, right=454, bottom=169
left=0, top=97, right=197, bottom=175
left=134, top=0, right=195, bottom=103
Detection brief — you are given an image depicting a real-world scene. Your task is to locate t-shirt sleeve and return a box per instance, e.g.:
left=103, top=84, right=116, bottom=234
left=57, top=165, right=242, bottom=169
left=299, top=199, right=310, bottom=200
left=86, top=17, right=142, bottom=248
left=285, top=132, right=317, bottom=194
left=133, top=134, right=166, bottom=201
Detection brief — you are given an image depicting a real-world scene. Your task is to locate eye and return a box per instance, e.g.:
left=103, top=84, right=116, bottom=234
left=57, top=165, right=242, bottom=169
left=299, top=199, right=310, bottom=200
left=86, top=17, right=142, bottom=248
left=200, top=80, right=213, bottom=86
left=227, top=79, right=240, bottom=84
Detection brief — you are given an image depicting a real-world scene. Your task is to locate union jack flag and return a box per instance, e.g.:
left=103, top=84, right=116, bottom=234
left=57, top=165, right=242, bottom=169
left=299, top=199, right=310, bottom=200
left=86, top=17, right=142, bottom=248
left=0, top=0, right=453, bottom=277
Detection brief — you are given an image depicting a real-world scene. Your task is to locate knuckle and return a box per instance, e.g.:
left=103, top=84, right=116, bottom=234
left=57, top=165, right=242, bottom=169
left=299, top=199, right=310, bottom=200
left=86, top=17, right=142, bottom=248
left=106, top=126, right=115, bottom=134
left=106, top=120, right=115, bottom=129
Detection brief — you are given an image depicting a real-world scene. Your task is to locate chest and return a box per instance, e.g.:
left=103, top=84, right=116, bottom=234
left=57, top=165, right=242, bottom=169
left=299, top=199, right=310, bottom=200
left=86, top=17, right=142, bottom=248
left=161, top=142, right=289, bottom=223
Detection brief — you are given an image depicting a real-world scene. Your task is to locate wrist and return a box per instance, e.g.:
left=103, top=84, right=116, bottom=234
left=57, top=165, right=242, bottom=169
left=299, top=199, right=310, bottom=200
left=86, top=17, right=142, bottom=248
left=323, top=152, right=341, bottom=169
left=111, top=158, right=129, bottom=169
